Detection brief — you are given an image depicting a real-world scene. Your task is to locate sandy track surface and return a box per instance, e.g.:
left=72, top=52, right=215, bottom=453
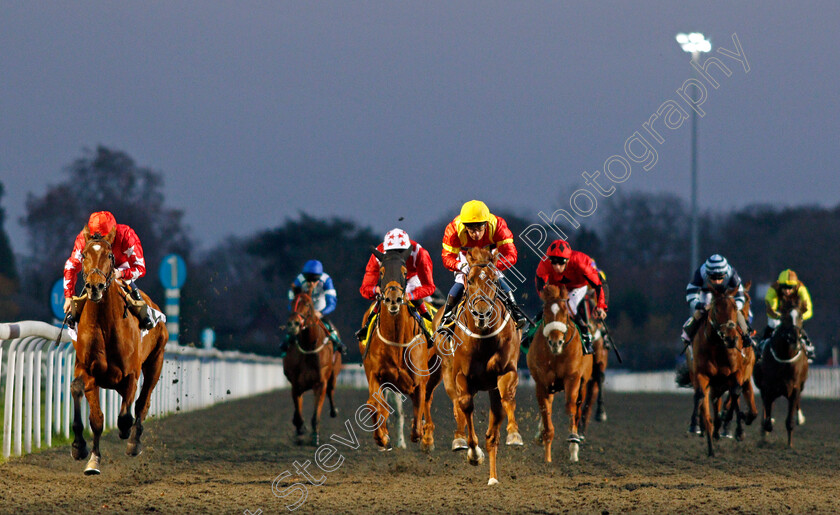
left=1, top=386, right=838, bottom=514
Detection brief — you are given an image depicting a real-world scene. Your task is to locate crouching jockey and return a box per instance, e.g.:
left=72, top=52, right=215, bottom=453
left=439, top=200, right=529, bottom=329
left=764, top=269, right=815, bottom=362
left=280, top=260, right=347, bottom=357
left=523, top=239, right=607, bottom=355
left=356, top=228, right=437, bottom=346
left=682, top=254, right=755, bottom=349
left=62, top=211, right=154, bottom=330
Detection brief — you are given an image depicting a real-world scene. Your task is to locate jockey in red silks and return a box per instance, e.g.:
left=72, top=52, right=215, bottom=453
left=356, top=228, right=436, bottom=342
left=439, top=200, right=528, bottom=328
left=530, top=239, right=607, bottom=355
left=62, top=211, right=154, bottom=330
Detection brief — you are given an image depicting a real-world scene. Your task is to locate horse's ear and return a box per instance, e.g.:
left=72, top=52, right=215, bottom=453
left=104, top=226, right=117, bottom=244
left=372, top=248, right=386, bottom=262
left=743, top=281, right=752, bottom=292
left=82, top=224, right=91, bottom=242
left=724, top=287, right=738, bottom=297
left=558, top=284, right=568, bottom=298
left=490, top=248, right=500, bottom=266
left=399, top=247, right=412, bottom=262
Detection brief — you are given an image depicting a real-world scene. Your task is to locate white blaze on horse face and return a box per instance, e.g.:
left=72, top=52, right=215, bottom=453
left=92, top=244, right=101, bottom=251
left=551, top=303, right=560, bottom=316
left=790, top=309, right=799, bottom=325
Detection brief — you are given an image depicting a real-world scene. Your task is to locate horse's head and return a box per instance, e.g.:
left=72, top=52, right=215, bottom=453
left=287, top=292, right=316, bottom=336
left=373, top=247, right=411, bottom=316
left=81, top=224, right=117, bottom=303
left=540, top=284, right=572, bottom=354
left=774, top=293, right=805, bottom=352
left=464, top=247, right=499, bottom=330
left=708, top=287, right=740, bottom=348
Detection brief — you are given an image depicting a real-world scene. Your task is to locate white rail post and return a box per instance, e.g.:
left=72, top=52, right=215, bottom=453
left=2, top=338, right=19, bottom=458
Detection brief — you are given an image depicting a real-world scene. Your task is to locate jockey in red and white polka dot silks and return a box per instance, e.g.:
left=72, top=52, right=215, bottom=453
left=63, top=211, right=147, bottom=299
left=360, top=228, right=436, bottom=302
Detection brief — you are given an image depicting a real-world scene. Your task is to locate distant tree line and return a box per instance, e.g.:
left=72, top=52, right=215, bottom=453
left=1, top=147, right=836, bottom=369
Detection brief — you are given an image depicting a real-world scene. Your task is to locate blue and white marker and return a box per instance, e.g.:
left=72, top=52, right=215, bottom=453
left=159, top=253, right=187, bottom=345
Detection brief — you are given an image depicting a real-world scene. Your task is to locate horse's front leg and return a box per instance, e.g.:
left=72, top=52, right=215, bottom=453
left=535, top=383, right=554, bottom=463
left=456, top=372, right=482, bottom=466
left=117, top=373, right=138, bottom=440
left=82, top=380, right=104, bottom=475
left=695, top=374, right=715, bottom=457
left=443, top=364, right=467, bottom=450
left=366, top=376, right=391, bottom=450
left=689, top=388, right=703, bottom=435
left=741, top=378, right=758, bottom=426
left=786, top=389, right=800, bottom=448
left=387, top=389, right=406, bottom=449
left=486, top=387, right=503, bottom=485
left=498, top=370, right=522, bottom=446
left=291, top=386, right=306, bottom=439
left=70, top=373, right=88, bottom=461
left=310, top=382, right=327, bottom=447
left=410, top=382, right=425, bottom=445
left=595, top=372, right=607, bottom=422
left=128, top=349, right=165, bottom=457
left=564, top=374, right=584, bottom=462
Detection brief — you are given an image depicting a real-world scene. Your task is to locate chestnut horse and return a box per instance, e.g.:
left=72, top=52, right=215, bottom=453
left=580, top=287, right=610, bottom=427
left=71, top=227, right=168, bottom=475
left=753, top=295, right=809, bottom=447
left=429, top=247, right=521, bottom=485
left=284, top=292, right=342, bottom=446
left=690, top=284, right=757, bottom=456
left=359, top=248, right=435, bottom=452
left=528, top=285, right=593, bottom=463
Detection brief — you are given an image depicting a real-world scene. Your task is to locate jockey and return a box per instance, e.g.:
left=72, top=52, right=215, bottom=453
left=681, top=254, right=754, bottom=348
left=355, top=228, right=436, bottom=344
left=764, top=269, right=815, bottom=361
left=62, top=211, right=154, bottom=330
left=280, top=260, right=346, bottom=357
left=529, top=239, right=607, bottom=355
left=439, top=200, right=529, bottom=328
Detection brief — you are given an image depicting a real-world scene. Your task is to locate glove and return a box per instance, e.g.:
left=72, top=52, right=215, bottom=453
left=63, top=297, right=72, bottom=314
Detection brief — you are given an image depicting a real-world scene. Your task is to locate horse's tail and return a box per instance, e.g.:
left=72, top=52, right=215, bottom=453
left=675, top=361, right=692, bottom=388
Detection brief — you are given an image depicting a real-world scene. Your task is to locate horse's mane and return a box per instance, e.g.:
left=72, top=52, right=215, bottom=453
left=540, top=284, right=567, bottom=303
left=466, top=246, right=494, bottom=266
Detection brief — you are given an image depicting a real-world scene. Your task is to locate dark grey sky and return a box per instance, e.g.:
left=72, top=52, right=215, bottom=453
left=2, top=1, right=838, bottom=254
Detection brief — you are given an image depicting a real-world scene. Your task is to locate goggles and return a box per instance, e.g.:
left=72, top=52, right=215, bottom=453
left=549, top=257, right=569, bottom=265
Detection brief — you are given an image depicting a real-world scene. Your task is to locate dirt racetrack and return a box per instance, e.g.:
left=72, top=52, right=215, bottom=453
left=1, top=383, right=838, bottom=514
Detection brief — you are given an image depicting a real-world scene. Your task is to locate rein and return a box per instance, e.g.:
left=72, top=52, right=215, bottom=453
left=289, top=294, right=331, bottom=354
left=457, top=261, right=512, bottom=339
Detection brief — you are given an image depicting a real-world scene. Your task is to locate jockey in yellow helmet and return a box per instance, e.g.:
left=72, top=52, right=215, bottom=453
left=763, top=269, right=815, bottom=361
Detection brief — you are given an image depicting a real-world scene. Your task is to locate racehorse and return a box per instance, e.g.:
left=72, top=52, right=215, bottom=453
left=284, top=292, right=342, bottom=446
left=71, top=226, right=169, bottom=475
left=690, top=283, right=757, bottom=456
left=527, top=285, right=593, bottom=463
left=429, top=247, right=522, bottom=485
left=753, top=295, right=809, bottom=447
left=580, top=287, right=610, bottom=426
left=359, top=248, right=435, bottom=452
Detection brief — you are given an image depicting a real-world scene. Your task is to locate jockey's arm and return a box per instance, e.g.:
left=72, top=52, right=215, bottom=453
left=407, top=248, right=436, bottom=301
left=62, top=232, right=86, bottom=298
left=320, top=276, right=337, bottom=316
left=799, top=285, right=813, bottom=321
left=359, top=254, right=381, bottom=300
left=118, top=226, right=147, bottom=282
left=685, top=269, right=706, bottom=311
left=491, top=218, right=517, bottom=270
left=441, top=222, right=462, bottom=272
left=287, top=278, right=302, bottom=309
left=764, top=287, right=781, bottom=320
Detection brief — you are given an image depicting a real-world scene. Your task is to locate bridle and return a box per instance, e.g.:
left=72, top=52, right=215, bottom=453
left=82, top=237, right=116, bottom=292
left=541, top=299, right=575, bottom=355
left=769, top=307, right=804, bottom=364
left=458, top=260, right=510, bottom=337
left=706, top=295, right=740, bottom=349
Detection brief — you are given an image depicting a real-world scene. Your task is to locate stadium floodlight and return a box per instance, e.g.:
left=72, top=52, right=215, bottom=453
left=675, top=32, right=712, bottom=273
left=676, top=32, right=711, bottom=54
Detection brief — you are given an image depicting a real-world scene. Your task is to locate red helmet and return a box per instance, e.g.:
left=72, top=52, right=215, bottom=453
left=546, top=239, right=572, bottom=259
left=87, top=211, right=116, bottom=237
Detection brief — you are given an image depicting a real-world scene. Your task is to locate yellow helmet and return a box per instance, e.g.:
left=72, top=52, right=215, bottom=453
left=459, top=200, right=490, bottom=223
left=777, top=269, right=799, bottom=286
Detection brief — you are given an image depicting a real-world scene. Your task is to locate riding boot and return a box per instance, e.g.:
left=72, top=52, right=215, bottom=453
left=322, top=319, right=346, bottom=355
left=412, top=300, right=434, bottom=321
left=503, top=290, right=529, bottom=329
left=356, top=303, right=379, bottom=343
left=66, top=296, right=87, bottom=325
left=128, top=285, right=155, bottom=330
left=520, top=311, right=542, bottom=353
left=579, top=325, right=594, bottom=355
left=440, top=294, right=460, bottom=326
left=801, top=330, right=815, bottom=363
left=411, top=309, right=435, bottom=348
left=279, top=333, right=293, bottom=358
left=681, top=314, right=702, bottom=345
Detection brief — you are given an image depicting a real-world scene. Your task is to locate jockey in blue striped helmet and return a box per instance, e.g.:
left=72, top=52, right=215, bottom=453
left=280, top=259, right=346, bottom=357
left=681, top=254, right=753, bottom=348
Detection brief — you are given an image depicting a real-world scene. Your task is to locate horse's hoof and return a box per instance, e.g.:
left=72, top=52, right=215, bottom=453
left=421, top=441, right=435, bottom=453
left=311, top=434, right=320, bottom=447
left=596, top=411, right=607, bottom=422
left=688, top=424, right=702, bottom=436
left=467, top=446, right=485, bottom=466
left=330, top=408, right=339, bottom=418
left=126, top=442, right=143, bottom=456
left=506, top=432, right=524, bottom=446
left=567, top=433, right=581, bottom=444
left=396, top=439, right=407, bottom=450
left=84, top=455, right=101, bottom=475
left=735, top=428, right=745, bottom=442
left=797, top=409, right=805, bottom=426
left=378, top=443, right=393, bottom=452
left=452, top=438, right=469, bottom=451
left=71, top=443, right=89, bottom=461
left=488, top=477, right=499, bottom=486
left=569, top=442, right=580, bottom=462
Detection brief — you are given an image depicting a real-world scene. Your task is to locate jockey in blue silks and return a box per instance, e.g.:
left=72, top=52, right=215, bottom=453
left=279, top=260, right=346, bottom=357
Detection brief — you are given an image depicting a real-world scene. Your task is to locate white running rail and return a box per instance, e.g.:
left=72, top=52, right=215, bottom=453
left=1, top=320, right=288, bottom=459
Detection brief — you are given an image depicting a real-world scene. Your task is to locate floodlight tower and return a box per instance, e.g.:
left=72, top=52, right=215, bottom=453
left=676, top=32, right=711, bottom=273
